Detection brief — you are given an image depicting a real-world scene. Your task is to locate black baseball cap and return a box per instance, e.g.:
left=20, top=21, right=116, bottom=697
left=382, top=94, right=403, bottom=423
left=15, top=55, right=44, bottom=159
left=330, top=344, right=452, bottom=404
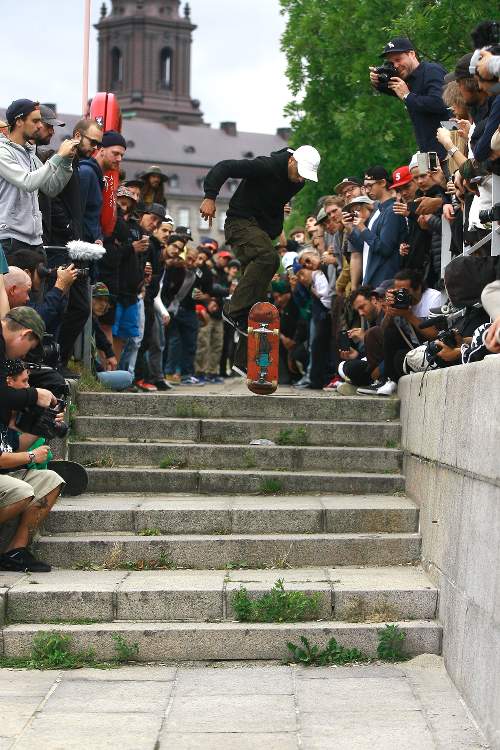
left=142, top=202, right=166, bottom=220
left=380, top=36, right=414, bottom=57
left=334, top=176, right=363, bottom=194
left=444, top=53, right=474, bottom=84
left=364, top=165, right=391, bottom=183
left=5, top=99, right=40, bottom=126
left=40, top=104, right=65, bottom=127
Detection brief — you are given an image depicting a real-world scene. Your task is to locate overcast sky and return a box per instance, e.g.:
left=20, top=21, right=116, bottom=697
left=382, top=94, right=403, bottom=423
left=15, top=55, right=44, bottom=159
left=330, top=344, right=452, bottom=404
left=1, top=0, right=291, bottom=134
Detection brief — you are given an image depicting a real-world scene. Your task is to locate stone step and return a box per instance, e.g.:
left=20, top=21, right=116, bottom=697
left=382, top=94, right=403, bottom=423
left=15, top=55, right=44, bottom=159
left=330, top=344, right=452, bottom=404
left=77, top=392, right=399, bottom=422
left=69, top=442, right=402, bottom=473
left=73, top=415, right=401, bottom=448
left=34, top=531, right=421, bottom=569
left=1, top=620, right=441, bottom=661
left=43, top=494, right=419, bottom=535
left=1, top=567, right=438, bottom=625
left=85, top=467, right=405, bottom=495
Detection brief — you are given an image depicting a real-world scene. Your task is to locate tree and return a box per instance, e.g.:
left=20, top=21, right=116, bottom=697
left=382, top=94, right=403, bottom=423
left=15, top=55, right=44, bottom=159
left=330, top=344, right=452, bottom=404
left=279, top=0, right=493, bottom=223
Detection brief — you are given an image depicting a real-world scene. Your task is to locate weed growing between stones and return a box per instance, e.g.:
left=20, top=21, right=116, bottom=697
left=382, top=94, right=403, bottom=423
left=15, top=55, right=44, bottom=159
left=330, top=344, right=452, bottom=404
left=259, top=478, right=283, bottom=494
left=276, top=427, right=309, bottom=446
left=385, top=439, right=398, bottom=448
left=243, top=450, right=257, bottom=468
left=85, top=454, right=115, bottom=468
left=77, top=370, right=111, bottom=393
left=112, top=634, right=139, bottom=662
left=232, top=579, right=321, bottom=623
left=159, top=454, right=187, bottom=469
left=138, top=528, right=162, bottom=536
left=377, top=624, right=408, bottom=661
left=287, top=625, right=408, bottom=666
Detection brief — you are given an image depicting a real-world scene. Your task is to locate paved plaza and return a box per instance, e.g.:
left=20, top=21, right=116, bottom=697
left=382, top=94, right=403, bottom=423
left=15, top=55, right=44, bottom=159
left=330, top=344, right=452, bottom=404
left=0, top=656, right=488, bottom=749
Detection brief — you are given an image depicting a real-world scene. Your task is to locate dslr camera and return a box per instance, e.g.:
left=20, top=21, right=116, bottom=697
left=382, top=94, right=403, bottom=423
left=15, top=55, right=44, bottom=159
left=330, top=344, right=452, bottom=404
left=388, top=288, right=412, bottom=310
left=374, top=62, right=398, bottom=92
left=425, top=330, right=458, bottom=366
left=38, top=263, right=89, bottom=280
left=15, top=390, right=69, bottom=440
left=478, top=202, right=500, bottom=225
left=26, top=334, right=61, bottom=370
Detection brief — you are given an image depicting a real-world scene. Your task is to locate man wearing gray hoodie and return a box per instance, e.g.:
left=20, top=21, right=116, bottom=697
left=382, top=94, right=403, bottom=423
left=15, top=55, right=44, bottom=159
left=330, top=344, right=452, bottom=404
left=0, top=99, right=79, bottom=256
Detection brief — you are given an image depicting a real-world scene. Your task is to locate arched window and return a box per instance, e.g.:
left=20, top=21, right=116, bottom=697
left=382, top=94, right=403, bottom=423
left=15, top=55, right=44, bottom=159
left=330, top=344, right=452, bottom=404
left=160, top=47, right=173, bottom=89
left=111, top=47, right=123, bottom=86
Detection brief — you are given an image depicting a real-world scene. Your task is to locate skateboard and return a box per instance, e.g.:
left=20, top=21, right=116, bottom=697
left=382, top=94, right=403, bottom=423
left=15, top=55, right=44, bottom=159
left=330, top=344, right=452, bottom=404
left=89, top=92, right=122, bottom=237
left=48, top=461, right=89, bottom=497
left=247, top=302, right=280, bottom=395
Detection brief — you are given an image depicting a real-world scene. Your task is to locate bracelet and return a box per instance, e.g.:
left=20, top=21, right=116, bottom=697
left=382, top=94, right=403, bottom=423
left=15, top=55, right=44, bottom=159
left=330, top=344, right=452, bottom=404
left=27, top=451, right=36, bottom=467
left=447, top=146, right=458, bottom=157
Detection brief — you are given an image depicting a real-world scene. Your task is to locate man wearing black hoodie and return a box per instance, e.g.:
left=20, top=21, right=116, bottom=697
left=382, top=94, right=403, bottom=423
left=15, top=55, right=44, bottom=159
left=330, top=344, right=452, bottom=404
left=200, top=146, right=320, bottom=373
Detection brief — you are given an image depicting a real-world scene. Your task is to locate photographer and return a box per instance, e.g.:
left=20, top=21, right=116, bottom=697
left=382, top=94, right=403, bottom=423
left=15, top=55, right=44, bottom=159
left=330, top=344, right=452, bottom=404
left=379, top=269, right=441, bottom=393
left=369, top=38, right=449, bottom=159
left=0, top=99, right=78, bottom=255
left=0, top=359, right=64, bottom=573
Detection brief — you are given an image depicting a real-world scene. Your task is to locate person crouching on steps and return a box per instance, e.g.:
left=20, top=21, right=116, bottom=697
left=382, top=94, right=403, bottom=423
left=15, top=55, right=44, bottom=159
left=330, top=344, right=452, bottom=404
left=199, top=145, right=321, bottom=375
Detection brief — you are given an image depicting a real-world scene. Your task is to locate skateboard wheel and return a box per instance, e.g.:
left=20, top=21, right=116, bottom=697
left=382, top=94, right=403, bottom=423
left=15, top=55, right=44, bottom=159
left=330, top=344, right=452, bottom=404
left=271, top=380, right=277, bottom=387
left=272, top=328, right=279, bottom=336
left=247, top=326, right=254, bottom=334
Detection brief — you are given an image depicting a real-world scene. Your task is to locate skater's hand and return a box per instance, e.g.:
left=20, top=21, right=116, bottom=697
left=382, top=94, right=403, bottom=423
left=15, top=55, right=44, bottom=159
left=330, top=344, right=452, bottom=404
left=33, top=446, right=50, bottom=464
left=106, top=356, right=118, bottom=371
left=200, top=198, right=216, bottom=228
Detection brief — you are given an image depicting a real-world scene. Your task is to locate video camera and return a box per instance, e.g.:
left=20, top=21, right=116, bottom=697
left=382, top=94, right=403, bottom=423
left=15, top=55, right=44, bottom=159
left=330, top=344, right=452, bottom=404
left=38, top=264, right=89, bottom=280
left=373, top=62, right=398, bottom=92
left=15, top=382, right=70, bottom=440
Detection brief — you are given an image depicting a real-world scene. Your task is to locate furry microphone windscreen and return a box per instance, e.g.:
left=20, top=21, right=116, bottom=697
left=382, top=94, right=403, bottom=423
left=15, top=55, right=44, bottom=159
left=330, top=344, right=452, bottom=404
left=66, top=241, right=107, bottom=261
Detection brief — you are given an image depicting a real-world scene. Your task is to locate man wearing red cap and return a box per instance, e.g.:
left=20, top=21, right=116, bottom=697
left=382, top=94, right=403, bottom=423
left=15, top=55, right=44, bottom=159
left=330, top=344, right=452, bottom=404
left=391, top=165, right=431, bottom=274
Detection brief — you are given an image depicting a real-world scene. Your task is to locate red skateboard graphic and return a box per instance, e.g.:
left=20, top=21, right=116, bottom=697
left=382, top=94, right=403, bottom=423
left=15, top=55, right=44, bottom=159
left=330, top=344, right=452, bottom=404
left=247, top=302, right=280, bottom=395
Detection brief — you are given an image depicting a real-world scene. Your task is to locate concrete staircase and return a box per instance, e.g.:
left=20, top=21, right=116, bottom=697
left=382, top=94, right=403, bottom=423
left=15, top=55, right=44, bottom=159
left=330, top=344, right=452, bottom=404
left=0, top=391, right=442, bottom=662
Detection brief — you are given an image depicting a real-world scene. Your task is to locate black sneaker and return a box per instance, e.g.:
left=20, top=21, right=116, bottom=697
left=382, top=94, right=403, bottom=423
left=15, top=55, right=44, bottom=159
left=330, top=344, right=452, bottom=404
left=0, top=547, right=51, bottom=573
left=154, top=379, right=174, bottom=391
left=222, top=304, right=249, bottom=336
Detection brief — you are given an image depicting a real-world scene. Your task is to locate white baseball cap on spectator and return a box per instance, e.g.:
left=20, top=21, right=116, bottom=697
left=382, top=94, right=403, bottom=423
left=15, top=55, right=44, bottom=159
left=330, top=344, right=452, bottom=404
left=409, top=153, right=419, bottom=171
left=288, top=145, right=321, bottom=182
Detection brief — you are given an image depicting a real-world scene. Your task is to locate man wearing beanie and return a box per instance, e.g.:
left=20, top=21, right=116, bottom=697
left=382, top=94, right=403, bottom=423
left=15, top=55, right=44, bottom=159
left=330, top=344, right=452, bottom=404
left=79, top=130, right=126, bottom=243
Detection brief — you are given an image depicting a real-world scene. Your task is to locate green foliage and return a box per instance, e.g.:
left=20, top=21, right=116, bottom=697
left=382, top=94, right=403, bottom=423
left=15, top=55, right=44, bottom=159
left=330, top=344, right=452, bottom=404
left=279, top=0, right=493, bottom=222
left=175, top=403, right=208, bottom=418
left=232, top=579, right=321, bottom=623
left=77, top=370, right=110, bottom=393
left=287, top=635, right=367, bottom=665
left=276, top=427, right=309, bottom=446
left=377, top=623, right=408, bottom=661
left=112, top=634, right=139, bottom=662
left=159, top=453, right=186, bottom=469
left=0, top=632, right=96, bottom=670
left=259, top=478, right=283, bottom=494
left=138, top=528, right=162, bottom=536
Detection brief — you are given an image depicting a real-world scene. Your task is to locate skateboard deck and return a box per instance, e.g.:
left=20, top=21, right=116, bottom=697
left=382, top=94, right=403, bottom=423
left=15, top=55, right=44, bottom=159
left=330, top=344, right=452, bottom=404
left=48, top=460, right=88, bottom=497
left=247, top=302, right=280, bottom=395
left=89, top=93, right=122, bottom=237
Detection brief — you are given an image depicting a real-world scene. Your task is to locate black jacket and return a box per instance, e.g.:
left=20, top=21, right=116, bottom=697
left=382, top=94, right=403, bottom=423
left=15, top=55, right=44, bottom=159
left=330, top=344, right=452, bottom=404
left=203, top=147, right=304, bottom=239
left=0, top=330, right=38, bottom=428
left=50, top=155, right=84, bottom=245
left=382, top=61, right=449, bottom=159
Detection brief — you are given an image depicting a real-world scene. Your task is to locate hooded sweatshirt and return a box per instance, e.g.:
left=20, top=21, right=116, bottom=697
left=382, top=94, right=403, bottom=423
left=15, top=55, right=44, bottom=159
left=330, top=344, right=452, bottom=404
left=0, top=135, right=73, bottom=246
left=78, top=157, right=104, bottom=242
left=203, top=147, right=304, bottom=239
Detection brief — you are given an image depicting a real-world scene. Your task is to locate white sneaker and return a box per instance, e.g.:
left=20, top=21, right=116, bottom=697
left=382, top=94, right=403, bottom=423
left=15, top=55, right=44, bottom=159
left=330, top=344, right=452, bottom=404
left=376, top=379, right=397, bottom=396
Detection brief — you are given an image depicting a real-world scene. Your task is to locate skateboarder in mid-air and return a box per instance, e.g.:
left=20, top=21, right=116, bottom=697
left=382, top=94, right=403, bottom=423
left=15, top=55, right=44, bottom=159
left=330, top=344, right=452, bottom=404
left=199, top=145, right=321, bottom=375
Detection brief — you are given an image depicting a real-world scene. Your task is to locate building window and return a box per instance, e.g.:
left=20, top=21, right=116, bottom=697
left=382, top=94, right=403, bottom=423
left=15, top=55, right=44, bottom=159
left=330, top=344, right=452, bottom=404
left=160, top=48, right=173, bottom=89
left=218, top=211, right=227, bottom=232
left=169, top=174, right=179, bottom=189
left=178, top=208, right=190, bottom=228
left=199, top=214, right=210, bottom=230
left=111, top=48, right=123, bottom=86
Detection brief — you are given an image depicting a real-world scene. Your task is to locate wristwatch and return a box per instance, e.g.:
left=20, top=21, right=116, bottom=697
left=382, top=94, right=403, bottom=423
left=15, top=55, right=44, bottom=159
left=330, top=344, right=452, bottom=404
left=27, top=451, right=36, bottom=466
left=447, top=146, right=459, bottom=157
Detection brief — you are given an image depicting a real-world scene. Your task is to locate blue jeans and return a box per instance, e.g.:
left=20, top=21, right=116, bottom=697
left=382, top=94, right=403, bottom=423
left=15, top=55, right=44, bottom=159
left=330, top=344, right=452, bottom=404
left=118, top=299, right=145, bottom=376
left=165, top=307, right=199, bottom=376
left=97, top=370, right=133, bottom=391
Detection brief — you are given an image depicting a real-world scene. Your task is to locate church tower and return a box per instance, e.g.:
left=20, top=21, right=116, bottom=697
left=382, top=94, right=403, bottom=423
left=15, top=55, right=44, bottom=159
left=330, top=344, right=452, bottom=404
left=96, top=0, right=204, bottom=125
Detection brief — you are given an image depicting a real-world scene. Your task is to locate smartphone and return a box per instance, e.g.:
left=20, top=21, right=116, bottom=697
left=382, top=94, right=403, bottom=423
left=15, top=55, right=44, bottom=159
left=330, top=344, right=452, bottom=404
left=416, top=151, right=429, bottom=175
left=338, top=330, right=351, bottom=350
left=428, top=152, right=439, bottom=171
left=440, top=120, right=459, bottom=131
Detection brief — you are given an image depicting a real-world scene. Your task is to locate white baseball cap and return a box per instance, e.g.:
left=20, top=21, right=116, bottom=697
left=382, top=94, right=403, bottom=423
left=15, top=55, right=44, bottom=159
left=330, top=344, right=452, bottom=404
left=288, top=145, right=321, bottom=182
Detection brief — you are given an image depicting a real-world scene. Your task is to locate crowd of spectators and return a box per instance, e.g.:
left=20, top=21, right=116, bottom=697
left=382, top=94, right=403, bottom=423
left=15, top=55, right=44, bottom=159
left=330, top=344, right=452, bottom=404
left=0, top=22, right=499, bottom=572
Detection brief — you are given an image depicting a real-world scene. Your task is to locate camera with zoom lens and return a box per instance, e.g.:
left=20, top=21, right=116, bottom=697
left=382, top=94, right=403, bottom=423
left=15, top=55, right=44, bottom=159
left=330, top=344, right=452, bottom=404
left=15, top=395, right=69, bottom=440
left=478, top=202, right=500, bottom=225
left=425, top=330, right=458, bottom=366
left=25, top=334, right=61, bottom=370
left=374, top=62, right=398, bottom=92
left=389, top=288, right=412, bottom=309
left=38, top=263, right=89, bottom=280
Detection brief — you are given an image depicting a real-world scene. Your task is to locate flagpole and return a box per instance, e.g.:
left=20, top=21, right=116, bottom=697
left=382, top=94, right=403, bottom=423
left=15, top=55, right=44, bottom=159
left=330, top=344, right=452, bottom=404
left=82, top=0, right=92, bottom=115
